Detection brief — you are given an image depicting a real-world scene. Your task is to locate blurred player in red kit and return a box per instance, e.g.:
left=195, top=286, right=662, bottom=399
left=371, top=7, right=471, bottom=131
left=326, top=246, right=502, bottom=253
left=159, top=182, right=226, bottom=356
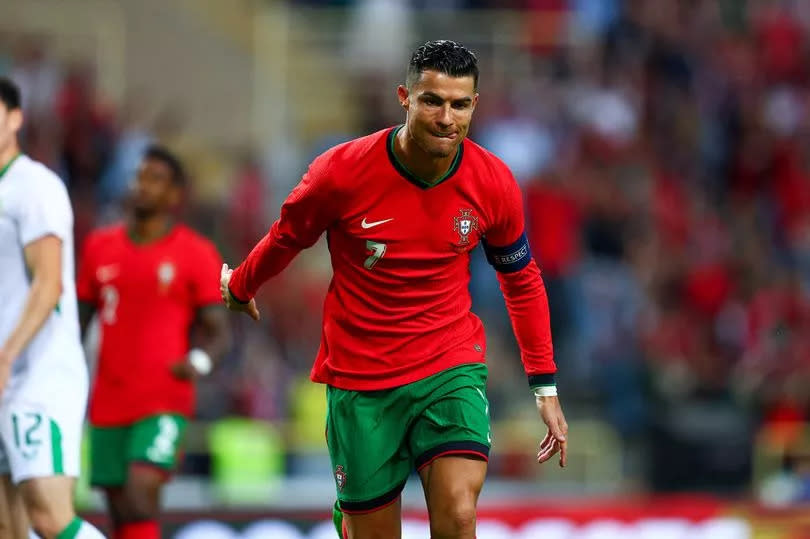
left=222, top=40, right=567, bottom=539
left=77, top=146, right=230, bottom=539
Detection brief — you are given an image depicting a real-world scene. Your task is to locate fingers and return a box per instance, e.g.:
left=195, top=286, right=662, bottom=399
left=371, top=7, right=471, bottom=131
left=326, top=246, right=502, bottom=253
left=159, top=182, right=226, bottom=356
left=537, top=414, right=569, bottom=466
left=549, top=416, right=566, bottom=443
left=537, top=437, right=559, bottom=464
left=558, top=415, right=568, bottom=467
left=536, top=430, right=555, bottom=463
left=248, top=299, right=261, bottom=321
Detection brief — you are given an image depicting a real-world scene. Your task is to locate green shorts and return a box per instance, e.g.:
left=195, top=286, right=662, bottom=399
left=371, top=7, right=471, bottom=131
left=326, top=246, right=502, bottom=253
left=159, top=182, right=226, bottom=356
left=89, top=414, right=187, bottom=487
left=326, top=363, right=490, bottom=513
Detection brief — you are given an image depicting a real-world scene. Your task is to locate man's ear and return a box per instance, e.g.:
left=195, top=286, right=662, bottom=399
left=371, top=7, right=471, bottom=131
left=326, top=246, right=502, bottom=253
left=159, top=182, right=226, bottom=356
left=397, top=85, right=410, bottom=110
left=8, top=108, right=23, bottom=133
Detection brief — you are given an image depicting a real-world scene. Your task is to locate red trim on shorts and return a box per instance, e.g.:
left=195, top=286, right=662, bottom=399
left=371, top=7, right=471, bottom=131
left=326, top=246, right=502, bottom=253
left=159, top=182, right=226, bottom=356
left=130, top=461, right=172, bottom=481
left=416, top=449, right=489, bottom=472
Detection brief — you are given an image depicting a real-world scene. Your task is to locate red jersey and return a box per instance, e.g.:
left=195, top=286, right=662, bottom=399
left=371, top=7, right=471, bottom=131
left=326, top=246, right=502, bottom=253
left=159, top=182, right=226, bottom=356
left=77, top=224, right=222, bottom=425
left=230, top=126, right=555, bottom=390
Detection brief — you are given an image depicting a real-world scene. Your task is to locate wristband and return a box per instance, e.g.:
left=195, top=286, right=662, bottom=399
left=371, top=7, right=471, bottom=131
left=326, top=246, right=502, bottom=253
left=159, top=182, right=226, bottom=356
left=533, top=385, right=558, bottom=398
left=188, top=348, right=213, bottom=376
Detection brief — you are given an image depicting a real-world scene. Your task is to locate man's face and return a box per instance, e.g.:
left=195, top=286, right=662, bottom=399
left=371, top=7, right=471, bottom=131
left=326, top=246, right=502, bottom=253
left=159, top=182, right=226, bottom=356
left=0, top=103, right=22, bottom=156
left=131, top=158, right=179, bottom=216
left=399, top=70, right=478, bottom=159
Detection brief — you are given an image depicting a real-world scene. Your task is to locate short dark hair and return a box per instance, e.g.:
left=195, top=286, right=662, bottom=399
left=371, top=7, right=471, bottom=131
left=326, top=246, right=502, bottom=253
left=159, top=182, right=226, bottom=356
left=144, top=145, right=186, bottom=186
left=0, top=77, right=21, bottom=111
left=407, top=40, right=479, bottom=91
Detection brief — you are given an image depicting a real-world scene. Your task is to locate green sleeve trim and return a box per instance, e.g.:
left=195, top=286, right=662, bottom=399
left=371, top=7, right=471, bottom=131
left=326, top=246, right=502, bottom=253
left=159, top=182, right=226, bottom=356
left=55, top=516, right=81, bottom=539
left=0, top=153, right=20, bottom=181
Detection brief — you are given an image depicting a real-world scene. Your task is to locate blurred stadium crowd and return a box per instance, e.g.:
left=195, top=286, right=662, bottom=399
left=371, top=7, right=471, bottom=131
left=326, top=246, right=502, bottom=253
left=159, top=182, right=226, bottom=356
left=2, top=0, right=810, bottom=505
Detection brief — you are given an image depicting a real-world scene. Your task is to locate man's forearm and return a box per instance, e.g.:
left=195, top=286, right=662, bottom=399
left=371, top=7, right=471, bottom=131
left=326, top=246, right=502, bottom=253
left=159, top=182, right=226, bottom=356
left=496, top=259, right=557, bottom=385
left=229, top=222, right=303, bottom=301
left=194, top=306, right=231, bottom=364
left=2, top=277, right=61, bottom=360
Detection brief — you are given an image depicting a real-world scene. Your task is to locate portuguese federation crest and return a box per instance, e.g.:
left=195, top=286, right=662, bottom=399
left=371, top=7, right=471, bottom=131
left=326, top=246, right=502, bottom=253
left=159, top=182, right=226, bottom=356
left=158, top=261, right=176, bottom=291
left=453, top=209, right=479, bottom=245
left=335, top=465, right=347, bottom=491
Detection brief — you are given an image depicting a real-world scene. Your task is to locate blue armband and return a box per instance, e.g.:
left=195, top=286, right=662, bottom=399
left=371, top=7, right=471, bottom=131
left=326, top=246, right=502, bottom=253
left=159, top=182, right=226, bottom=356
left=483, top=232, right=531, bottom=273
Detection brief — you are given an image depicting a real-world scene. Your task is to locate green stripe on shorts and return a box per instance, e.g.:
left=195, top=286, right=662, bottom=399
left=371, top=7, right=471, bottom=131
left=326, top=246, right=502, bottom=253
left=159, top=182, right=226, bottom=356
left=50, top=419, right=64, bottom=474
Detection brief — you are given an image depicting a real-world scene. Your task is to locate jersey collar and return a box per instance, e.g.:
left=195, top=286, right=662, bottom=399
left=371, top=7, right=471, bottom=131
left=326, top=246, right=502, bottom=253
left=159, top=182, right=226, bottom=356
left=0, top=153, right=21, bottom=181
left=386, top=125, right=463, bottom=189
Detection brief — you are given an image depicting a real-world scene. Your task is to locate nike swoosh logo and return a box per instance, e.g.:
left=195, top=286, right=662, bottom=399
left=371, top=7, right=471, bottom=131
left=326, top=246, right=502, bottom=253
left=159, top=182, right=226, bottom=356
left=361, top=217, right=394, bottom=229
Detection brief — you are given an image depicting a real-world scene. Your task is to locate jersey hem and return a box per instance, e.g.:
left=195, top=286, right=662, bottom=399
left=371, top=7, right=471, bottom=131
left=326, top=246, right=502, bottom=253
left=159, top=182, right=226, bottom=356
left=88, top=409, right=191, bottom=428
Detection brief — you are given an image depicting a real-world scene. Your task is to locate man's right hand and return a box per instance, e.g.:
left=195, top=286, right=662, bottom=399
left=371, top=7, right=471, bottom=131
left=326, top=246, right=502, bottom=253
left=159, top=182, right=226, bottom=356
left=220, top=263, right=261, bottom=321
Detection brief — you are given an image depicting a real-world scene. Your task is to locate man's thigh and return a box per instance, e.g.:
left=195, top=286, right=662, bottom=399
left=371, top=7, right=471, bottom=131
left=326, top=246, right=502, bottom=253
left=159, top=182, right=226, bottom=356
left=90, top=424, right=129, bottom=488
left=326, top=386, right=412, bottom=515
left=0, top=473, right=28, bottom=539
left=127, top=414, right=188, bottom=476
left=0, top=397, right=83, bottom=484
left=408, top=363, right=491, bottom=472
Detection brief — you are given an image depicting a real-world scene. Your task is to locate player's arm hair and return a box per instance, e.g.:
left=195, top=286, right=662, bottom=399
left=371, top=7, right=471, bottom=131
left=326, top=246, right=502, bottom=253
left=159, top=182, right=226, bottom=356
left=191, top=304, right=231, bottom=366
left=78, top=301, right=96, bottom=341
left=1, top=235, right=63, bottom=360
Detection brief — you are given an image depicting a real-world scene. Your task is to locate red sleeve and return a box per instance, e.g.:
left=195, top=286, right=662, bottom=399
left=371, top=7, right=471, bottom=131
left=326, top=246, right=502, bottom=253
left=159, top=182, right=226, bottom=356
left=497, top=264, right=556, bottom=379
left=485, top=167, right=556, bottom=383
left=229, top=152, right=339, bottom=301
left=190, top=238, right=224, bottom=307
left=76, top=234, right=99, bottom=305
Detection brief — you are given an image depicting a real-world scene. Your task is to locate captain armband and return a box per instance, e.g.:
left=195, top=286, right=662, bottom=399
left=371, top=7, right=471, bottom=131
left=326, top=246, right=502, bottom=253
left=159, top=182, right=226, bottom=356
left=483, top=232, right=531, bottom=273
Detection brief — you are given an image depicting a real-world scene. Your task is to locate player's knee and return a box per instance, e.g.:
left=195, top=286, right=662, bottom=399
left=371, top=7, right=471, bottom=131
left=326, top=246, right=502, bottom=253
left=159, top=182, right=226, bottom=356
left=124, top=489, right=160, bottom=521
left=123, top=466, right=164, bottom=520
left=429, top=490, right=477, bottom=537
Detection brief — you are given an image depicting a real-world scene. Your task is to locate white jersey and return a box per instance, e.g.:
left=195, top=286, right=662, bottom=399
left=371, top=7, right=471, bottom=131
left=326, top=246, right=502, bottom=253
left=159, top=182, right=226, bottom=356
left=0, top=154, right=85, bottom=395
left=0, top=154, right=87, bottom=482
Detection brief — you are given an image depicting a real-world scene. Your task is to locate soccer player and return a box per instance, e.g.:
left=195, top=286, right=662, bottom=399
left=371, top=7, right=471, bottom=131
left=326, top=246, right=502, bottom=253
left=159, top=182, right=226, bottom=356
left=0, top=77, right=105, bottom=539
left=221, top=40, right=568, bottom=539
left=77, top=145, right=230, bottom=539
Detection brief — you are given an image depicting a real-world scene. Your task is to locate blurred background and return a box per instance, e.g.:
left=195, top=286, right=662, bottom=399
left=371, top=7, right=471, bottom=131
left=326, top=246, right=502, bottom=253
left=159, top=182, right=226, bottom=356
left=3, top=0, right=810, bottom=537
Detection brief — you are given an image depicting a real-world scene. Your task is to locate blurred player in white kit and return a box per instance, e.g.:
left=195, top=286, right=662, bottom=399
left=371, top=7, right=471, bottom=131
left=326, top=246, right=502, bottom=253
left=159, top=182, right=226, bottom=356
left=0, top=76, right=105, bottom=538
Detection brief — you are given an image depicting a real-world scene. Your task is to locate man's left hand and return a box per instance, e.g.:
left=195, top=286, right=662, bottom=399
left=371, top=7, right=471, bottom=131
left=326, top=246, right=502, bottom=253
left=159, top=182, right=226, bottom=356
left=536, top=395, right=568, bottom=467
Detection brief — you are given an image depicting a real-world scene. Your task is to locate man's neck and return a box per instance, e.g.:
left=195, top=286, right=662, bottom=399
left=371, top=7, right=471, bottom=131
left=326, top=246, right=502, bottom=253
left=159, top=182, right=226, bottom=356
left=128, top=214, right=173, bottom=244
left=395, top=126, right=457, bottom=185
left=0, top=143, right=21, bottom=175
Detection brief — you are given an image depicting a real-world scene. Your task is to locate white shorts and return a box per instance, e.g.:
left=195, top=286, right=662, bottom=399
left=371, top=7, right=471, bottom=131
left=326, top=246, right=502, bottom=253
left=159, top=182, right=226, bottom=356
left=0, top=358, right=88, bottom=483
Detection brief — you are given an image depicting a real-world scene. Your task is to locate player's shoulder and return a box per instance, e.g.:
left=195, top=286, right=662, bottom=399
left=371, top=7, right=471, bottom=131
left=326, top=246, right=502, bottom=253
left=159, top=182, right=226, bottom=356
left=462, top=137, right=514, bottom=180
left=9, top=155, right=70, bottom=199
left=80, top=224, right=125, bottom=259
left=312, top=128, right=392, bottom=174
left=173, top=224, right=220, bottom=254
left=14, top=155, right=67, bottom=188
left=84, top=223, right=125, bottom=246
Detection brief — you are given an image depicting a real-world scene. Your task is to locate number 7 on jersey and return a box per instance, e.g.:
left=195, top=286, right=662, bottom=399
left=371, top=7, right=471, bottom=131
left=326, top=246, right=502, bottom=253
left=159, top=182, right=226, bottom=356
left=364, top=240, right=387, bottom=269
